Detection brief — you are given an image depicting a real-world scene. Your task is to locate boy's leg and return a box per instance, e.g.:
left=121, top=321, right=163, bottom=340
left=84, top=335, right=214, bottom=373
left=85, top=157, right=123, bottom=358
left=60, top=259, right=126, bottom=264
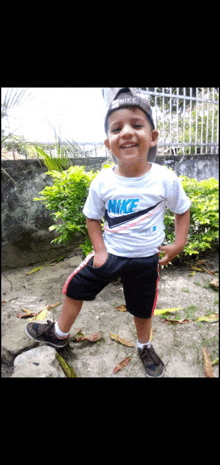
left=25, top=252, right=115, bottom=348
left=25, top=297, right=83, bottom=348
left=121, top=254, right=164, bottom=377
left=57, top=296, right=83, bottom=334
left=134, top=316, right=164, bottom=378
left=134, top=316, right=152, bottom=344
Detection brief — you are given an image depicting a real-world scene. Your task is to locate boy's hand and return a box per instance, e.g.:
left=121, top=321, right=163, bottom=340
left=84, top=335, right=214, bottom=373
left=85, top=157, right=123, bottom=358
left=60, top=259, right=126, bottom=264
left=158, top=244, right=183, bottom=266
left=93, top=251, right=108, bottom=268
left=159, top=210, right=190, bottom=266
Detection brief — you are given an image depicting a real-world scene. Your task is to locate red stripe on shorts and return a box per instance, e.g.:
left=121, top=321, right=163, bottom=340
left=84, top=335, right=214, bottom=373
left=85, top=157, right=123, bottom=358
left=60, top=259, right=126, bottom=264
left=62, top=251, right=95, bottom=295
left=151, top=265, right=160, bottom=317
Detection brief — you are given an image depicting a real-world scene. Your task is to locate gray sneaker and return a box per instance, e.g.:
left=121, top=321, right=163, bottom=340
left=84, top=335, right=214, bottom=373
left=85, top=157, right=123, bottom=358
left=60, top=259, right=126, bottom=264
left=25, top=320, right=69, bottom=348
left=138, top=344, right=165, bottom=378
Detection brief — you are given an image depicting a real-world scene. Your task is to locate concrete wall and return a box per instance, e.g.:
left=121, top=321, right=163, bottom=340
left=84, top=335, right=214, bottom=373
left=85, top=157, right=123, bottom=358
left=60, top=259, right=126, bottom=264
left=1, top=154, right=219, bottom=269
left=156, top=154, right=219, bottom=181
left=1, top=158, right=108, bottom=270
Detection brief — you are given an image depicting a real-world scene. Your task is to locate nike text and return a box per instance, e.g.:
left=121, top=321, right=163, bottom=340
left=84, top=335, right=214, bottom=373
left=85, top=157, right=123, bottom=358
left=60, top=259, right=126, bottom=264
left=108, top=198, right=140, bottom=215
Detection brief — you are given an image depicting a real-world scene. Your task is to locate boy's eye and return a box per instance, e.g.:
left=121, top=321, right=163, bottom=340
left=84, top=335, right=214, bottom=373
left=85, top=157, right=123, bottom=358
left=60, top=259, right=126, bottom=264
left=134, top=124, right=142, bottom=129
left=111, top=124, right=142, bottom=133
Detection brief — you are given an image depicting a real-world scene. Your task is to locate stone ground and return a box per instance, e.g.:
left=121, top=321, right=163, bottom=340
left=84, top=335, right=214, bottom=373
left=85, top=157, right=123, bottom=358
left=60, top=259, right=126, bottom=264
left=1, top=251, right=219, bottom=378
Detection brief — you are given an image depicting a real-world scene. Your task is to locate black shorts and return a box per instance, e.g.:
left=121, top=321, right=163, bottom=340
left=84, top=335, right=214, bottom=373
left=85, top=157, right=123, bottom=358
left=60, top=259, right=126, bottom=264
left=62, top=252, right=159, bottom=319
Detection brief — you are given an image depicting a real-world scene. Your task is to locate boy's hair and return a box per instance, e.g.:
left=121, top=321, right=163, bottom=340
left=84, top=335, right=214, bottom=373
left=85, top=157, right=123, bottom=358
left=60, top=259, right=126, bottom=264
left=102, top=87, right=157, bottom=163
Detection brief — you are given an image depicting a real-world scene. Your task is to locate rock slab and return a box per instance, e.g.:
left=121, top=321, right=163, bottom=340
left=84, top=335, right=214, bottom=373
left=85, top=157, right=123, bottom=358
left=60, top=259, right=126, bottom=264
left=12, top=345, right=65, bottom=378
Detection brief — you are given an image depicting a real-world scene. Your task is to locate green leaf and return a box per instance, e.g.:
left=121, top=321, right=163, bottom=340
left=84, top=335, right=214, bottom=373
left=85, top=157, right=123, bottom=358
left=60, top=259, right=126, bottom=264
left=25, top=266, right=43, bottom=275
left=154, top=307, right=182, bottom=316
left=195, top=313, right=218, bottom=323
left=55, top=353, right=77, bottom=378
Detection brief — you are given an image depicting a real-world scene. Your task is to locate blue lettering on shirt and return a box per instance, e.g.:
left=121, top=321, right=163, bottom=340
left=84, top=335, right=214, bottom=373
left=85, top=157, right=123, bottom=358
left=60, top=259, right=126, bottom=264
left=108, top=198, right=140, bottom=214
left=108, top=199, right=117, bottom=213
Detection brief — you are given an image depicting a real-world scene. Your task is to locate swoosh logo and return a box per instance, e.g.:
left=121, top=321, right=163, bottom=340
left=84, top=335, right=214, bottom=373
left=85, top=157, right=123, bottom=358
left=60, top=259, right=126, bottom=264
left=104, top=200, right=163, bottom=229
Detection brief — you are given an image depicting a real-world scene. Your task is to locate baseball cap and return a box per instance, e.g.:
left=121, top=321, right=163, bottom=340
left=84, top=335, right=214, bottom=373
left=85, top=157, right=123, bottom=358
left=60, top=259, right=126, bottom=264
left=102, top=87, right=157, bottom=163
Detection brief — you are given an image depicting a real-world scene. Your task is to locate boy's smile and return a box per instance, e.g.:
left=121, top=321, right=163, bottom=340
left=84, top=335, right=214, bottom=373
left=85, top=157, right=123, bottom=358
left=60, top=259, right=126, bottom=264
left=104, top=107, right=158, bottom=177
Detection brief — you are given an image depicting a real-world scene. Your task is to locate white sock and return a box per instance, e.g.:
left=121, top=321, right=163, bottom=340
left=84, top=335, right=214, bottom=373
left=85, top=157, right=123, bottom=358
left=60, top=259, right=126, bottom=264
left=137, top=339, right=151, bottom=350
left=55, top=321, right=70, bottom=338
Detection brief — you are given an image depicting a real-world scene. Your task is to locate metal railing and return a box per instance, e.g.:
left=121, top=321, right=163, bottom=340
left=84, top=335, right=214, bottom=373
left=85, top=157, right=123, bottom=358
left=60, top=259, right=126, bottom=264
left=138, top=87, right=219, bottom=155
left=2, top=88, right=218, bottom=159
left=79, top=88, right=219, bottom=157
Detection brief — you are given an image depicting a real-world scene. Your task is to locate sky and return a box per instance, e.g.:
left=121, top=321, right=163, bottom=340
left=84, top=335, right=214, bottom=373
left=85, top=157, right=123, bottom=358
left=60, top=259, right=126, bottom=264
left=1, top=87, right=107, bottom=144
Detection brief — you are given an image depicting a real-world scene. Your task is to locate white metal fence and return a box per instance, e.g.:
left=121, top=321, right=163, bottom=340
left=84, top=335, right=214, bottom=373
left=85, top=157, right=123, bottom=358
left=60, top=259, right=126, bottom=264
left=138, top=87, right=219, bottom=155
left=77, top=88, right=219, bottom=157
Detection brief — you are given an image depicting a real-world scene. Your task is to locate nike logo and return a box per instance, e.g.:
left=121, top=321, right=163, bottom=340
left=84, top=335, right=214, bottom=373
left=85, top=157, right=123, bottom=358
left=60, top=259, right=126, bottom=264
left=104, top=201, right=163, bottom=229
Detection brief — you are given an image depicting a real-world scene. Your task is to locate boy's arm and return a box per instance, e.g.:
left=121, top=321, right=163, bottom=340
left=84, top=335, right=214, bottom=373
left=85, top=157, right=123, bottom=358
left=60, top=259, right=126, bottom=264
left=86, top=218, right=108, bottom=268
left=159, top=208, right=190, bottom=266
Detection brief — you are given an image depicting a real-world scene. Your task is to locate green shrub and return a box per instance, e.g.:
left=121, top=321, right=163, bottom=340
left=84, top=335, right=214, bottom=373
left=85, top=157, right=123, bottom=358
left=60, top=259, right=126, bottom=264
left=34, top=166, right=97, bottom=254
left=34, top=166, right=219, bottom=263
left=164, top=176, right=219, bottom=261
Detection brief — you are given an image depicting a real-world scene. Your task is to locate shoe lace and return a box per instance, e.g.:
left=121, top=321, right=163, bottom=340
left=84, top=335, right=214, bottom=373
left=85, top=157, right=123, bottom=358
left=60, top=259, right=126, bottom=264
left=141, top=345, right=164, bottom=367
left=42, top=320, right=55, bottom=336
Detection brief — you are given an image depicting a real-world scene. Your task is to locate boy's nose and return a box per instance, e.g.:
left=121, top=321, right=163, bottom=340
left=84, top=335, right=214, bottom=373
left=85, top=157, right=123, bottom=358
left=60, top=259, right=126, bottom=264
left=121, top=124, right=135, bottom=137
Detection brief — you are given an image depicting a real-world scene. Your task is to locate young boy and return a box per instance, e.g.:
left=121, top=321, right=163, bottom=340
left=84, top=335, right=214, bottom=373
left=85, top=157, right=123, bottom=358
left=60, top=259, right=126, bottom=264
left=26, top=88, right=191, bottom=378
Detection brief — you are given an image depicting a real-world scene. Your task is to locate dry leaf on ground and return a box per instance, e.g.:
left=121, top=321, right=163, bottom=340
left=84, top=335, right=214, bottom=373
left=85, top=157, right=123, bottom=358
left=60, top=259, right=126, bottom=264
left=154, top=307, right=182, bottom=316
left=16, top=310, right=36, bottom=319
left=84, top=332, right=101, bottom=342
left=163, top=318, right=191, bottom=325
left=116, top=305, right=127, bottom=312
left=189, top=271, right=196, bottom=277
left=110, top=333, right=134, bottom=347
left=190, top=266, right=204, bottom=272
left=209, top=278, right=219, bottom=291
left=16, top=307, right=37, bottom=318
left=202, top=268, right=217, bottom=276
left=22, top=308, right=33, bottom=315
left=30, top=302, right=60, bottom=321
left=16, top=302, right=60, bottom=320
left=195, top=313, right=219, bottom=323
left=190, top=264, right=218, bottom=277
left=113, top=357, right=131, bottom=374
left=47, top=302, right=61, bottom=310
left=30, top=308, right=48, bottom=321
left=202, top=347, right=214, bottom=378
left=161, top=312, right=219, bottom=325
left=25, top=266, right=43, bottom=276
left=74, top=329, right=101, bottom=342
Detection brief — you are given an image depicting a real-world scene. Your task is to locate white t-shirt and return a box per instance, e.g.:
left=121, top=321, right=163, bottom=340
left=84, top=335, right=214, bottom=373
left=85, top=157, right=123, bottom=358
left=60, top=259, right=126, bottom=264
left=83, top=163, right=191, bottom=258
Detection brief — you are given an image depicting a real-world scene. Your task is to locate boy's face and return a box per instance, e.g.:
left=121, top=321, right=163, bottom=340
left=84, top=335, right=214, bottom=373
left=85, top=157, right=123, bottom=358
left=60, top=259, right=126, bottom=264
left=104, top=107, right=158, bottom=167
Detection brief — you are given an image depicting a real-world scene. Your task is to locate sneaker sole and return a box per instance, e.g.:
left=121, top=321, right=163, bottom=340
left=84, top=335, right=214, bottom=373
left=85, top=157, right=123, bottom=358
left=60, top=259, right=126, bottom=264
left=25, top=326, right=69, bottom=349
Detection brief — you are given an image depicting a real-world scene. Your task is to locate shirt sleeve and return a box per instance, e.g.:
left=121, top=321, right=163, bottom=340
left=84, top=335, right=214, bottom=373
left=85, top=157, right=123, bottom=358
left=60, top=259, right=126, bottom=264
left=165, top=175, right=191, bottom=214
left=83, top=177, right=106, bottom=220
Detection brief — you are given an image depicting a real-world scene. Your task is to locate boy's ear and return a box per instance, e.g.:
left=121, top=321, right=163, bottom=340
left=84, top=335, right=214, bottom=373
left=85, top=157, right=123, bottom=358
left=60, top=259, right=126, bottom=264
left=104, top=139, right=110, bottom=151
left=150, top=129, right=159, bottom=147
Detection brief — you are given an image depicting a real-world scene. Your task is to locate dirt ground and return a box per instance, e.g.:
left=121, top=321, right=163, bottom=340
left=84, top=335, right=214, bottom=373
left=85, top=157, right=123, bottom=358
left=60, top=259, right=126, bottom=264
left=1, top=250, right=219, bottom=378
